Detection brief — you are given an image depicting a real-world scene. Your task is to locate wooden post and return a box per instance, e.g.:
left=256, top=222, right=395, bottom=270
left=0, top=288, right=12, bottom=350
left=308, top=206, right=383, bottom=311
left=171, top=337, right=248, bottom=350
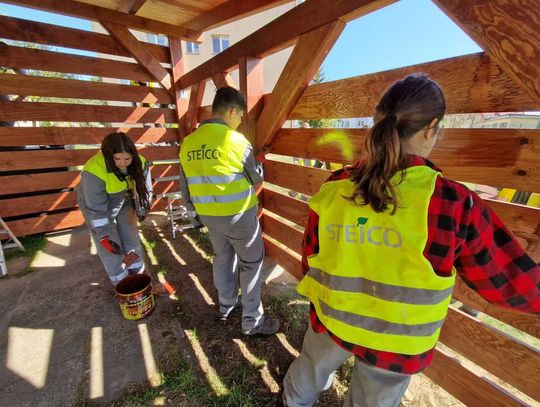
left=169, top=35, right=186, bottom=141
left=255, top=20, right=345, bottom=153
left=185, top=81, right=206, bottom=135
left=239, top=56, right=264, bottom=144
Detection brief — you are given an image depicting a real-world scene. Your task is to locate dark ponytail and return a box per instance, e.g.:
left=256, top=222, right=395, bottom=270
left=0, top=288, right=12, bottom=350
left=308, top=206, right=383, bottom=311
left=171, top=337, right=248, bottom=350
left=101, top=132, right=151, bottom=211
left=349, top=74, right=445, bottom=214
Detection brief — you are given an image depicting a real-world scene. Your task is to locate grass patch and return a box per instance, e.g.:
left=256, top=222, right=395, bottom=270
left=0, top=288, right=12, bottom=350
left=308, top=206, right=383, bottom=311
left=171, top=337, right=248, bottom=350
left=265, top=285, right=309, bottom=330
left=4, top=234, right=46, bottom=261
left=107, top=358, right=266, bottom=407
left=187, top=227, right=214, bottom=257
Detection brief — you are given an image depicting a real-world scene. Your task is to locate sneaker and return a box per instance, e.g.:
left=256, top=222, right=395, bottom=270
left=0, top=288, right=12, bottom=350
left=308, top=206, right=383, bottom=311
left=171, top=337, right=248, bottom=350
left=243, top=318, right=280, bottom=336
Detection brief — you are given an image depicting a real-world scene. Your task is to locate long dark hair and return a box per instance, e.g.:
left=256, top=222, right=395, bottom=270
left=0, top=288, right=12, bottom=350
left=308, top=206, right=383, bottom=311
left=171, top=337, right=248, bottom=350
left=349, top=74, right=446, bottom=214
left=101, top=132, right=151, bottom=210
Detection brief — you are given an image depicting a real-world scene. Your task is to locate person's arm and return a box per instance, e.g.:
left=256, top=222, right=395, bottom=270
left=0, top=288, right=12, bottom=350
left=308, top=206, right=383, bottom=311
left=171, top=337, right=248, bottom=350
left=80, top=171, right=112, bottom=240
left=454, top=192, right=540, bottom=313
left=242, top=143, right=263, bottom=187
left=302, top=209, right=320, bottom=276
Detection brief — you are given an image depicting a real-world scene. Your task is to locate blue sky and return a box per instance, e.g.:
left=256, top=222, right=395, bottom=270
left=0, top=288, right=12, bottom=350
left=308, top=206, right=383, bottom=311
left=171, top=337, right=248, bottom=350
left=0, top=0, right=481, bottom=81
left=322, top=0, right=481, bottom=81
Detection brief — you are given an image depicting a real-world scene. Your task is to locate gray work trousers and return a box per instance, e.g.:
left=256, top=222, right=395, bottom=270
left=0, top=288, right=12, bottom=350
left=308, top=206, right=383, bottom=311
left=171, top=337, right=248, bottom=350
left=283, top=327, right=411, bottom=407
left=200, top=206, right=264, bottom=331
left=83, top=200, right=145, bottom=284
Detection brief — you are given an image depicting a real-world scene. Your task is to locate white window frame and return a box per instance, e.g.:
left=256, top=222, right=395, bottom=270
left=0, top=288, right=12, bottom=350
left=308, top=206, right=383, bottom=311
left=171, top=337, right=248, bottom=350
left=211, top=35, right=230, bottom=54
left=186, top=41, right=200, bottom=54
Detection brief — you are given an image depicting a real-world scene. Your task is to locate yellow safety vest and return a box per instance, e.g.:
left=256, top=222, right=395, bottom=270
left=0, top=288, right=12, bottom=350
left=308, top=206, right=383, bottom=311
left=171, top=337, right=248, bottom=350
left=179, top=123, right=258, bottom=216
left=297, top=166, right=456, bottom=355
left=83, top=151, right=147, bottom=194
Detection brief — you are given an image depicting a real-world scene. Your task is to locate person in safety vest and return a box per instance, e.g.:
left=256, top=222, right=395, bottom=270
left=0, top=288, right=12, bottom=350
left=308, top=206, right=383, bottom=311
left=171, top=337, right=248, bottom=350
left=78, top=132, right=153, bottom=285
left=282, top=74, right=540, bottom=407
left=179, top=86, right=280, bottom=336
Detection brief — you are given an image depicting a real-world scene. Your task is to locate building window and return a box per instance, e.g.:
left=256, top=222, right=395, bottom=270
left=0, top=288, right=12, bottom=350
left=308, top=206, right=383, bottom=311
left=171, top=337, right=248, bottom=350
left=500, top=122, right=508, bottom=128
left=212, top=35, right=229, bottom=54
left=186, top=41, right=200, bottom=54
left=147, top=33, right=167, bottom=46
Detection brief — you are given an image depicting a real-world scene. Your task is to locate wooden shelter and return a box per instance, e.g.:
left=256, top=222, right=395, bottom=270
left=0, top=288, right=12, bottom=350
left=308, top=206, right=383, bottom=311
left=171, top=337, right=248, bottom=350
left=0, top=0, right=539, bottom=405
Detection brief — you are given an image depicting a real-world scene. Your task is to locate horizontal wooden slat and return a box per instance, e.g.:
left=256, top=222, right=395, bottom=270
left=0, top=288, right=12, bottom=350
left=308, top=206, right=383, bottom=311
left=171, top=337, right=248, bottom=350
left=0, top=164, right=178, bottom=195
left=0, top=172, right=81, bottom=195
left=0, top=44, right=162, bottom=83
left=6, top=209, right=84, bottom=237
left=0, top=101, right=179, bottom=124
left=0, top=180, right=178, bottom=218
left=262, top=211, right=303, bottom=254
left=439, top=307, right=540, bottom=400
left=262, top=234, right=303, bottom=280
left=0, top=73, right=174, bottom=104
left=0, top=127, right=178, bottom=147
left=271, top=128, right=540, bottom=193
left=264, top=160, right=327, bottom=196
left=453, top=279, right=539, bottom=339
left=290, top=53, right=538, bottom=120
left=424, top=347, right=524, bottom=407
left=0, top=146, right=179, bottom=171
left=0, top=15, right=170, bottom=63
left=262, top=188, right=309, bottom=226
left=0, top=191, right=78, bottom=218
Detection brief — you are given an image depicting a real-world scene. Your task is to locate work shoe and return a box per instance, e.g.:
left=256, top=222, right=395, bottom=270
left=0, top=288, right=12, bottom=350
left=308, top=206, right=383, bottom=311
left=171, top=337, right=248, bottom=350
left=243, top=318, right=280, bottom=336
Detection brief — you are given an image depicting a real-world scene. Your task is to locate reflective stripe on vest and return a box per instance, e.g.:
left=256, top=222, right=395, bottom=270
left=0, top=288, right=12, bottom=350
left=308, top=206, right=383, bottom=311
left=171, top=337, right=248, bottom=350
left=83, top=151, right=147, bottom=195
left=296, top=166, right=456, bottom=355
left=180, top=123, right=258, bottom=216
left=307, top=266, right=455, bottom=305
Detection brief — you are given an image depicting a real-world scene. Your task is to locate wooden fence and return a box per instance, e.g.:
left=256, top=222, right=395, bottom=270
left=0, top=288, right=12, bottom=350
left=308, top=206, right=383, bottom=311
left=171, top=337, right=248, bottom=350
left=0, top=15, right=181, bottom=236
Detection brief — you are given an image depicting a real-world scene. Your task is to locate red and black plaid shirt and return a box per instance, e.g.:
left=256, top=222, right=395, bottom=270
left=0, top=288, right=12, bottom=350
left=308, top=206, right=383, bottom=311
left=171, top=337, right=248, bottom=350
left=303, top=155, right=540, bottom=374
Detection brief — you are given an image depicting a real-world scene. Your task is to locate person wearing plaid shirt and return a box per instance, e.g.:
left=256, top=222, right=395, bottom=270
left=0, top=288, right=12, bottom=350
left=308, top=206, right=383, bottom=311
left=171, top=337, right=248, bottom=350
left=282, top=74, right=540, bottom=407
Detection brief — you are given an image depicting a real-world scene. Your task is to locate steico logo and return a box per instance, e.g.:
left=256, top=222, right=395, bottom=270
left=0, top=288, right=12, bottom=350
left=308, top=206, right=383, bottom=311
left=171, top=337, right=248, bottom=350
left=326, top=217, right=402, bottom=248
left=186, top=144, right=220, bottom=161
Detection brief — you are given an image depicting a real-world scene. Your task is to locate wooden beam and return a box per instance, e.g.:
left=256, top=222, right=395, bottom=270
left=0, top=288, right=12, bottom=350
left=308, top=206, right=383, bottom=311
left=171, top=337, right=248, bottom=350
left=118, top=0, right=147, bottom=14
left=0, top=73, right=173, bottom=104
left=433, top=0, right=540, bottom=106
left=185, top=81, right=206, bottom=134
left=181, top=0, right=290, bottom=32
left=270, top=128, right=540, bottom=192
left=2, top=0, right=201, bottom=41
left=0, top=127, right=178, bottom=147
left=256, top=21, right=345, bottom=152
left=102, top=22, right=173, bottom=93
left=262, top=211, right=303, bottom=254
left=290, top=53, right=538, bottom=120
left=439, top=307, right=540, bottom=400
left=212, top=72, right=236, bottom=89
left=180, top=0, right=396, bottom=89
left=425, top=347, right=524, bottom=407
left=168, top=36, right=187, bottom=141
left=0, top=44, right=165, bottom=83
left=0, top=15, right=169, bottom=63
left=239, top=56, right=264, bottom=143
left=0, top=101, right=178, bottom=124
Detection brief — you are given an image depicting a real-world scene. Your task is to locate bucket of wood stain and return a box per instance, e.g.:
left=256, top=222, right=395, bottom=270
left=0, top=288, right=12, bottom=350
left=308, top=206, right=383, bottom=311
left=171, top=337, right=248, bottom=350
left=115, top=274, right=155, bottom=320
